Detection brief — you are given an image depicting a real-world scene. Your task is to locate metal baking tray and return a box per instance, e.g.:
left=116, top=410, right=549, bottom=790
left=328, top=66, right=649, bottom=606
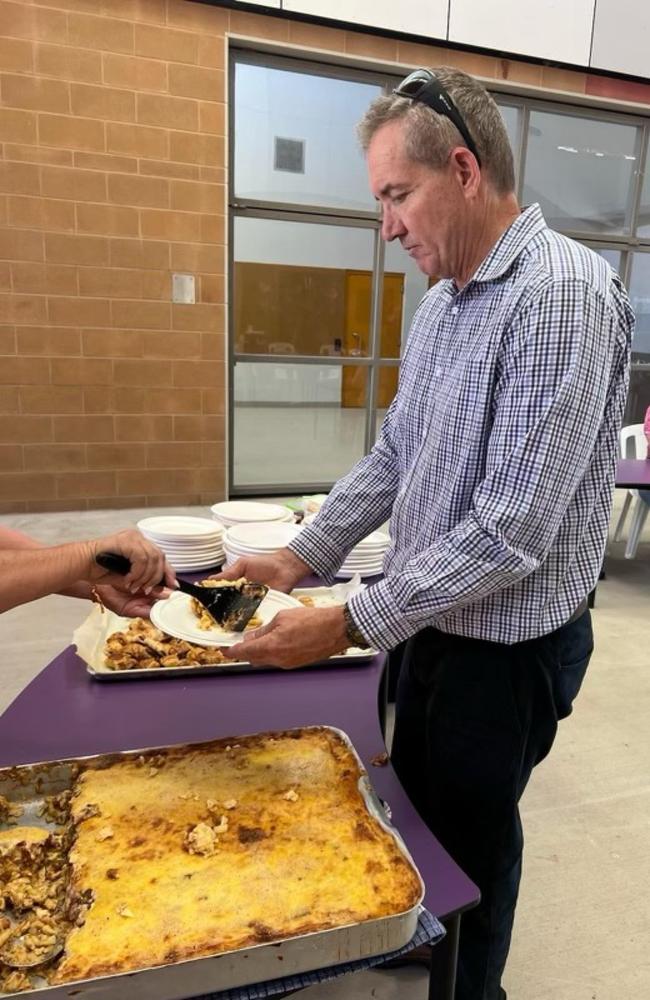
left=0, top=726, right=424, bottom=1000
left=88, top=647, right=377, bottom=681
left=87, top=587, right=378, bottom=682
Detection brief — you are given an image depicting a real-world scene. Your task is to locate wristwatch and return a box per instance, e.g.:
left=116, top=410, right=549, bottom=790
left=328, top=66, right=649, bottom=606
left=342, top=603, right=370, bottom=650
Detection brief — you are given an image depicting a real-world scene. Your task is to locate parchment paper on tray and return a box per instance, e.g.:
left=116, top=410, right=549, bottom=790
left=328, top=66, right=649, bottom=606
left=73, top=603, right=130, bottom=672
left=293, top=574, right=367, bottom=607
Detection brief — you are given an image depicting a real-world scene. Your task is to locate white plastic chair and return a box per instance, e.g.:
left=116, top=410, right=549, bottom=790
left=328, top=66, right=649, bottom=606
left=613, top=424, right=649, bottom=558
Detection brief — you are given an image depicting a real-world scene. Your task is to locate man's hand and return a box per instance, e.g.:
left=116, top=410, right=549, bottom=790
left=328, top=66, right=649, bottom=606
left=216, top=548, right=310, bottom=594
left=85, top=529, right=176, bottom=595
left=224, top=605, right=349, bottom=669
left=92, top=583, right=168, bottom=619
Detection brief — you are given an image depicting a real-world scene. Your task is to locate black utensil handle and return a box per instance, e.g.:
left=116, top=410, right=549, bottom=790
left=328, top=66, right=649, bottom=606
left=96, top=551, right=132, bottom=575
left=96, top=550, right=170, bottom=591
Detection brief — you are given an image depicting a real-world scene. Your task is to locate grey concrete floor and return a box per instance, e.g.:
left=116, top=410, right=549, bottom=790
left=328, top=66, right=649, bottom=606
left=0, top=495, right=648, bottom=1000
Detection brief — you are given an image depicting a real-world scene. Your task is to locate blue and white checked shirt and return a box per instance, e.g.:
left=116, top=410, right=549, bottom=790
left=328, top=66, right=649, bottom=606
left=289, top=205, right=633, bottom=647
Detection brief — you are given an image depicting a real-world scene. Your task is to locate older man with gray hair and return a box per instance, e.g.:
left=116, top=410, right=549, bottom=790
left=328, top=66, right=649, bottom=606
left=220, top=67, right=633, bottom=998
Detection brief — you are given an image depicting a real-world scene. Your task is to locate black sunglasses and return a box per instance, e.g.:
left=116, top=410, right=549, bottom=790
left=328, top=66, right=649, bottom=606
left=393, top=69, right=482, bottom=168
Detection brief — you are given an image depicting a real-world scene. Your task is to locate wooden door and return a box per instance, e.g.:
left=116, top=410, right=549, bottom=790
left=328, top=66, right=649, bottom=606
left=342, top=272, right=403, bottom=408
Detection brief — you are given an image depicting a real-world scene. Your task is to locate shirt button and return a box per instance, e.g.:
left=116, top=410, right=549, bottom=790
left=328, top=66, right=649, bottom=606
left=451, top=306, right=460, bottom=315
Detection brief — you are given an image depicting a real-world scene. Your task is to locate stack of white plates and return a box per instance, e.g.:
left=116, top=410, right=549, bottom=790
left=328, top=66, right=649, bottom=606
left=223, top=522, right=303, bottom=567
left=210, top=500, right=294, bottom=529
left=336, top=530, right=389, bottom=579
left=137, top=516, right=225, bottom=573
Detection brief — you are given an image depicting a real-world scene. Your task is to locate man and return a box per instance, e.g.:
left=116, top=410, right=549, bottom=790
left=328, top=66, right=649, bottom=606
left=0, top=526, right=174, bottom=616
left=220, top=68, right=633, bottom=998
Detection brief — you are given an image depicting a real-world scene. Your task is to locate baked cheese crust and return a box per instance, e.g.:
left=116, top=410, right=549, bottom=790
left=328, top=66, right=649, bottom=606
left=53, top=728, right=421, bottom=983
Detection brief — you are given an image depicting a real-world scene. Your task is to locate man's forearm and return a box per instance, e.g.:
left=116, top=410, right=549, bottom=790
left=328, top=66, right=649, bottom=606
left=0, top=528, right=92, bottom=602
left=0, top=542, right=94, bottom=613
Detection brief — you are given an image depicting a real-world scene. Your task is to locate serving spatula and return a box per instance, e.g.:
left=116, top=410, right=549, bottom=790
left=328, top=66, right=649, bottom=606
left=0, top=915, right=64, bottom=969
left=95, top=552, right=268, bottom=632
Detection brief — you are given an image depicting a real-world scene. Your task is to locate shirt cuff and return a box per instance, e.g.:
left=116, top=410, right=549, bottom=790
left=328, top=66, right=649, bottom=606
left=287, top=525, right=345, bottom=584
left=348, top=578, right=423, bottom=651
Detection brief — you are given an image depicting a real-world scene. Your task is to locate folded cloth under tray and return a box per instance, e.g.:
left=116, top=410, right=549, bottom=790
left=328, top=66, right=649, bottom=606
left=198, top=907, right=444, bottom=1000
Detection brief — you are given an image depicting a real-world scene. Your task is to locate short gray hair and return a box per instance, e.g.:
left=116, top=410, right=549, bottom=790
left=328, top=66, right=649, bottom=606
left=358, top=67, right=515, bottom=195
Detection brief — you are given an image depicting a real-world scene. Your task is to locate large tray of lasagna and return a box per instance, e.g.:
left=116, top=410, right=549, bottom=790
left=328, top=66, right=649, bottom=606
left=75, top=587, right=378, bottom=681
left=0, top=726, right=423, bottom=999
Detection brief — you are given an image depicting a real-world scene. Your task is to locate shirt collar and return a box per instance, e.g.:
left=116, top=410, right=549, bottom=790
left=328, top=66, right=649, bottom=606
left=468, top=203, right=547, bottom=286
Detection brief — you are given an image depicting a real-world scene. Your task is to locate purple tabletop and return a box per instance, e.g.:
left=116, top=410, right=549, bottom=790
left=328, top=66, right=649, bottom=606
left=616, top=457, right=650, bottom=489
left=0, top=579, right=479, bottom=924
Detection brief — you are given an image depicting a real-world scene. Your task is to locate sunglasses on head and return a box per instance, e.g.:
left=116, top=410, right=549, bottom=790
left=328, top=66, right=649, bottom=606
left=393, top=68, right=482, bottom=168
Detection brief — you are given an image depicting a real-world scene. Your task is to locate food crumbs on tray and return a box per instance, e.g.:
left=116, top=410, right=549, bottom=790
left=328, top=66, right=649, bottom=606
left=96, top=826, right=114, bottom=842
left=116, top=905, right=134, bottom=918
left=76, top=802, right=101, bottom=822
left=283, top=788, right=299, bottom=802
left=185, top=822, right=218, bottom=857
left=104, top=616, right=228, bottom=671
left=213, top=816, right=228, bottom=834
left=371, top=752, right=390, bottom=767
left=0, top=794, right=23, bottom=824
left=224, top=799, right=237, bottom=810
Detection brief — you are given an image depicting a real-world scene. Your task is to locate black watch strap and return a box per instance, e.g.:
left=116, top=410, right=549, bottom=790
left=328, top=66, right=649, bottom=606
left=343, top=603, right=370, bottom=650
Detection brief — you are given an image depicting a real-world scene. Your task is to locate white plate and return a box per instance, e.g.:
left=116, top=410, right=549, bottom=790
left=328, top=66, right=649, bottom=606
left=161, top=555, right=224, bottom=566
left=348, top=545, right=389, bottom=557
left=341, top=554, right=386, bottom=565
left=339, top=568, right=384, bottom=577
left=151, top=541, right=225, bottom=554
left=138, top=516, right=223, bottom=541
left=165, top=558, right=224, bottom=571
left=357, top=530, right=390, bottom=546
left=225, top=522, right=302, bottom=548
left=143, top=530, right=224, bottom=545
left=150, top=588, right=303, bottom=646
left=223, top=543, right=288, bottom=557
left=215, top=513, right=295, bottom=528
left=340, top=568, right=384, bottom=576
left=211, top=501, right=291, bottom=523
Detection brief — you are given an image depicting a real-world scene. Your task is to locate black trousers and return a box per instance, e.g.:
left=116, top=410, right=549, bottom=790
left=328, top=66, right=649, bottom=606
left=391, top=610, right=594, bottom=1000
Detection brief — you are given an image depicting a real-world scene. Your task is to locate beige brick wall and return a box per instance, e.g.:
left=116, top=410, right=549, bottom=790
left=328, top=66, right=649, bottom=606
left=0, top=0, right=645, bottom=512
left=0, top=0, right=227, bottom=512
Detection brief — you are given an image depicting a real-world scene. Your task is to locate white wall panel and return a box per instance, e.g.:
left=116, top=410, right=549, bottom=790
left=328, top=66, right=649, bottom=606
left=448, top=0, right=595, bottom=66
left=591, top=0, right=650, bottom=77
left=282, top=0, right=448, bottom=41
